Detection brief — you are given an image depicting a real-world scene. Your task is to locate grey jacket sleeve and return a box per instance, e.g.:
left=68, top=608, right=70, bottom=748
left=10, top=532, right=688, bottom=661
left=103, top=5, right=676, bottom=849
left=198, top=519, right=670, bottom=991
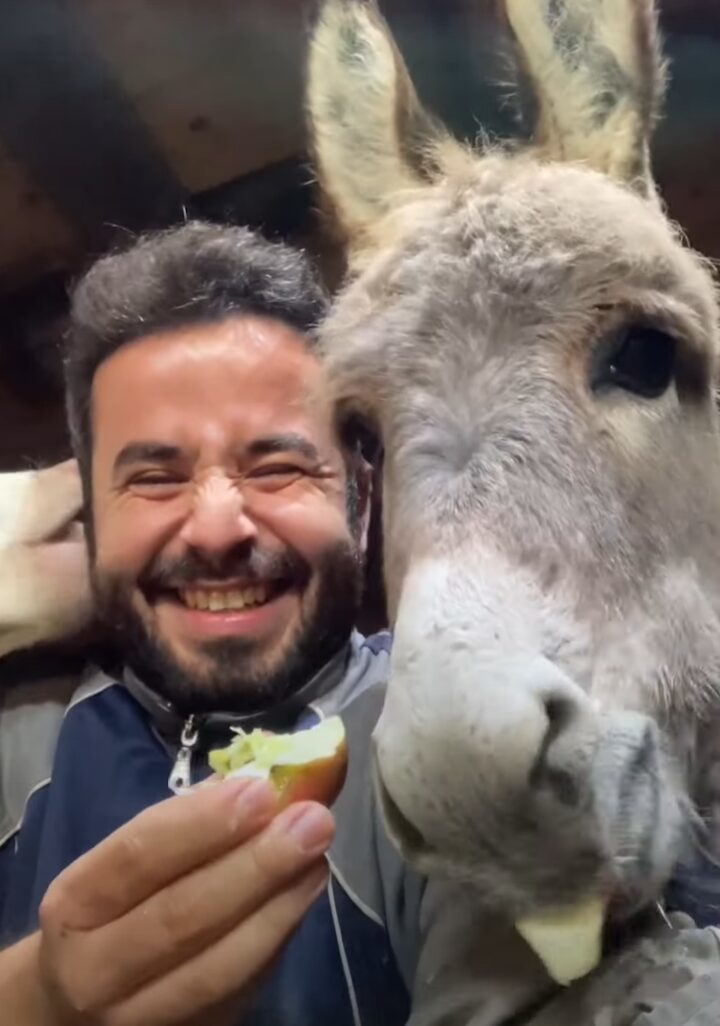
left=406, top=882, right=553, bottom=1026
left=407, top=898, right=720, bottom=1026
left=523, top=914, right=720, bottom=1026
left=0, top=664, right=109, bottom=847
left=0, top=673, right=75, bottom=845
left=409, top=902, right=720, bottom=1026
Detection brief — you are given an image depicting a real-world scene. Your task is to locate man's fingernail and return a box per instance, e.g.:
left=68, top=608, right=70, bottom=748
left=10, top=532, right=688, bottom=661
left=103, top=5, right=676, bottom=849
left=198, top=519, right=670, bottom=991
left=232, top=779, right=275, bottom=820
left=277, top=804, right=334, bottom=853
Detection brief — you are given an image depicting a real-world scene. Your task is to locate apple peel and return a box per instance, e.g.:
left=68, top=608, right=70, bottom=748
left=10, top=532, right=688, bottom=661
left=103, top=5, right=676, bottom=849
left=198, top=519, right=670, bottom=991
left=515, top=894, right=605, bottom=986
left=208, top=716, right=348, bottom=808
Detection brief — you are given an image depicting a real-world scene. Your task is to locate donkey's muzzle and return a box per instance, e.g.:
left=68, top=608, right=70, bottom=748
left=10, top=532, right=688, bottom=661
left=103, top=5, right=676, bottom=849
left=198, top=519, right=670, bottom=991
left=373, top=654, right=683, bottom=915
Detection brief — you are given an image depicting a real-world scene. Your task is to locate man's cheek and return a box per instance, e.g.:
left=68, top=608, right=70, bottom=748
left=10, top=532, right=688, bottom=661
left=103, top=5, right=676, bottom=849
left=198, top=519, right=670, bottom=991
left=93, top=538, right=129, bottom=582
left=268, top=501, right=354, bottom=558
left=93, top=514, right=147, bottom=581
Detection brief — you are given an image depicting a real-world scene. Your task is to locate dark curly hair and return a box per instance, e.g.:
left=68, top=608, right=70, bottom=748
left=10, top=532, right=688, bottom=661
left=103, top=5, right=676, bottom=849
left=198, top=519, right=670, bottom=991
left=64, top=221, right=330, bottom=497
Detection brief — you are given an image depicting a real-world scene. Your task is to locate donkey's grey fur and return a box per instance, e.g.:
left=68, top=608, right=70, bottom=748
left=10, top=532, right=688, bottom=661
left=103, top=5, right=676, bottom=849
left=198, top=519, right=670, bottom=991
left=308, top=0, right=720, bottom=921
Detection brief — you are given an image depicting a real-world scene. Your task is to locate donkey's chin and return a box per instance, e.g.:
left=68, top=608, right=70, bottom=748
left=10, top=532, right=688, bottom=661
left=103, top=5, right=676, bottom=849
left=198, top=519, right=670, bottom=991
left=374, top=757, right=599, bottom=915
left=372, top=723, right=687, bottom=923
left=371, top=748, right=562, bottom=910
left=373, top=761, right=434, bottom=866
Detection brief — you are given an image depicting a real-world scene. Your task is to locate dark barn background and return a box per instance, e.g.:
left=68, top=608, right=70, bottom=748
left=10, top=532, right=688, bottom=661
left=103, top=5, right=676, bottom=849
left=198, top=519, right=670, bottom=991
left=0, top=0, right=717, bottom=627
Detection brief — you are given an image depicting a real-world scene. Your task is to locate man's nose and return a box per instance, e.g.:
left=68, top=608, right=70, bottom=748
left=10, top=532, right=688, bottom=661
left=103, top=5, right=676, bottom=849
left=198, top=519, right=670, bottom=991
left=179, top=477, right=258, bottom=553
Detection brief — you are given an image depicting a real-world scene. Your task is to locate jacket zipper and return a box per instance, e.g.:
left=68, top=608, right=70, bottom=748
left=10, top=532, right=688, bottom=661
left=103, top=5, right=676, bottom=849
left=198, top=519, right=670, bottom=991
left=168, top=714, right=199, bottom=794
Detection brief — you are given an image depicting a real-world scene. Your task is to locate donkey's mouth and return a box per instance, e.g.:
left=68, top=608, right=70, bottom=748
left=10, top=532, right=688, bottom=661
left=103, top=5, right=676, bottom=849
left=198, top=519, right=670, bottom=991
left=372, top=752, right=436, bottom=866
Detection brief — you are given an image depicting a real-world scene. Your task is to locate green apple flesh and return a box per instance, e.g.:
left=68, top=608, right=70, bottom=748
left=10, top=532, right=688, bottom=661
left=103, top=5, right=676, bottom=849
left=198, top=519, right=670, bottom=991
left=516, top=895, right=605, bottom=986
left=208, top=716, right=347, bottom=808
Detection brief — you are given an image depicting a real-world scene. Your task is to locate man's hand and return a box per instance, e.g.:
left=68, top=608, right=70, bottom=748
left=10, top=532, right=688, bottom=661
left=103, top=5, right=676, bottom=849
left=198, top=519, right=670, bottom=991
left=4, top=777, right=334, bottom=1025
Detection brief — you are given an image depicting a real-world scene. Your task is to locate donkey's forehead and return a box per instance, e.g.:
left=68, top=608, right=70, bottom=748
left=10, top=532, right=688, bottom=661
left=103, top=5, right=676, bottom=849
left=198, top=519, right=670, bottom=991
left=360, top=158, right=715, bottom=329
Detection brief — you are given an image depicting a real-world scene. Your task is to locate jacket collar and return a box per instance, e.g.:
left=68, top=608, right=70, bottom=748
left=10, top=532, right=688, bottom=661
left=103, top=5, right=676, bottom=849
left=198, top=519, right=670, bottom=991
left=121, top=639, right=352, bottom=744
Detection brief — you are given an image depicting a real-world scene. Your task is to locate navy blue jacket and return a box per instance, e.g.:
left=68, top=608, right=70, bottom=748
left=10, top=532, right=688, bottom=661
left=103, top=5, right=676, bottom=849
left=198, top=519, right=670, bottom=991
left=4, top=633, right=720, bottom=1026
left=0, top=633, right=420, bottom=1026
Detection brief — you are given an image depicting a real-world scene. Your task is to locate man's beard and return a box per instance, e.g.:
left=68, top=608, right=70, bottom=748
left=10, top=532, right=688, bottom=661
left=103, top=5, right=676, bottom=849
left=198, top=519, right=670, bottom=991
left=92, top=541, right=364, bottom=715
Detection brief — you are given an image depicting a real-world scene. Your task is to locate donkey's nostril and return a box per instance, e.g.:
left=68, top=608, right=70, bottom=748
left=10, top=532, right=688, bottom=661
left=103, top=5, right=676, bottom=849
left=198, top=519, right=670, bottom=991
left=543, top=695, right=578, bottom=743
left=529, top=691, right=587, bottom=808
left=534, top=762, right=583, bottom=808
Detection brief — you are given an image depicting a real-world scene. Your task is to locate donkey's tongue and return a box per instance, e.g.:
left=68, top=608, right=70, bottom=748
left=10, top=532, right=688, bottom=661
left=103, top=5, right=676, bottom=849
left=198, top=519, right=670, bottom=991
left=515, top=894, right=605, bottom=986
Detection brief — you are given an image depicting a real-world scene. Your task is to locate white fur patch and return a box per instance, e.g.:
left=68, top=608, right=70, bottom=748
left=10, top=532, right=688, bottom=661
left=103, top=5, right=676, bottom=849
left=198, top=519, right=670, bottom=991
left=0, top=462, right=90, bottom=655
left=374, top=555, right=593, bottom=851
left=0, top=461, right=82, bottom=547
left=0, top=471, right=36, bottom=547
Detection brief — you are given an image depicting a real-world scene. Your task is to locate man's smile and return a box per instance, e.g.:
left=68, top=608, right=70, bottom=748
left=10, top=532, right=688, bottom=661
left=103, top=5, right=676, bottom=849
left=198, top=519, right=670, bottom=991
left=178, top=581, right=280, bottom=612
left=148, top=579, right=300, bottom=642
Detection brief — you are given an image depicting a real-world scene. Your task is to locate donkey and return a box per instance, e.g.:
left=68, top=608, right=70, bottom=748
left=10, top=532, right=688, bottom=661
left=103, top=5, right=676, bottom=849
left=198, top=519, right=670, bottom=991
left=0, top=460, right=91, bottom=658
left=307, top=0, right=720, bottom=928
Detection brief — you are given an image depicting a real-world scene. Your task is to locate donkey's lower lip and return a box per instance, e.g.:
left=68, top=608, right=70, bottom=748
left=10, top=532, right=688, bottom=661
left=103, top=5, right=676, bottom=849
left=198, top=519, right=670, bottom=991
left=372, top=754, right=434, bottom=864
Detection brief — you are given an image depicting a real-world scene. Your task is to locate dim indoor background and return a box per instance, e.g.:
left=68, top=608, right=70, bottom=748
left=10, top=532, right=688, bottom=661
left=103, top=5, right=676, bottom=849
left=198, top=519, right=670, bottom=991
left=0, top=0, right=716, bottom=625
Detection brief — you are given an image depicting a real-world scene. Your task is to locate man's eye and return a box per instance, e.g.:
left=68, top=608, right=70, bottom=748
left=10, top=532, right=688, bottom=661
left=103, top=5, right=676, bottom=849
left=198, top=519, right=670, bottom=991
left=251, top=464, right=303, bottom=478
left=131, top=473, right=186, bottom=487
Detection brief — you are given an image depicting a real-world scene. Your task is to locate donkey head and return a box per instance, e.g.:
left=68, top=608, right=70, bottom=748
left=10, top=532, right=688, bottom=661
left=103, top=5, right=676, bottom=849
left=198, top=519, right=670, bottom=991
left=308, top=0, right=720, bottom=920
left=0, top=460, right=92, bottom=657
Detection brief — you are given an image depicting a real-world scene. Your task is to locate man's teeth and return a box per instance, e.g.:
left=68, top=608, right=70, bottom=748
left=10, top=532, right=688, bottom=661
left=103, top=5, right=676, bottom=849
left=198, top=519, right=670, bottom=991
left=180, top=585, right=270, bottom=612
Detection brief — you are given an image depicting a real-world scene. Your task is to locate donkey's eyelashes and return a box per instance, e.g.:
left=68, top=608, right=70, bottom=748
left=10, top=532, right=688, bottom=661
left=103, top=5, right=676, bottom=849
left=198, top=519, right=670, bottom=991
left=335, top=404, right=382, bottom=464
left=590, top=324, right=677, bottom=400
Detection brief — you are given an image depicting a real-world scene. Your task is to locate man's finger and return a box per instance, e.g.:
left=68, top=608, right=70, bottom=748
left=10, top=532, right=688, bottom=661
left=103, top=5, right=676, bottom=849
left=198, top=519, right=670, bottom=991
left=41, top=778, right=277, bottom=930
left=108, top=862, right=330, bottom=1026
left=66, top=802, right=336, bottom=1006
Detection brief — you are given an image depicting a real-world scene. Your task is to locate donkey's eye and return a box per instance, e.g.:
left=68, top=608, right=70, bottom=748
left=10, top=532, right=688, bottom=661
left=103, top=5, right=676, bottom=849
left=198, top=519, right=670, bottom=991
left=591, top=325, right=677, bottom=399
left=336, top=407, right=381, bottom=462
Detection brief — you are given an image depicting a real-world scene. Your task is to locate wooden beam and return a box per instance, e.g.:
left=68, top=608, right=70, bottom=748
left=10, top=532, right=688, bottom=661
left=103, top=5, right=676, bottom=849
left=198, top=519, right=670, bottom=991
left=662, top=0, right=720, bottom=36
left=0, top=0, right=186, bottom=246
left=76, top=0, right=309, bottom=193
left=0, top=158, right=320, bottom=422
left=190, top=158, right=314, bottom=240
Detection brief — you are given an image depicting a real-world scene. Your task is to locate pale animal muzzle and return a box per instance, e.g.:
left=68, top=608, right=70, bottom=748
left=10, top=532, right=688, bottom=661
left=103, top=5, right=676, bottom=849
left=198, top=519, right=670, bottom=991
left=372, top=559, right=685, bottom=918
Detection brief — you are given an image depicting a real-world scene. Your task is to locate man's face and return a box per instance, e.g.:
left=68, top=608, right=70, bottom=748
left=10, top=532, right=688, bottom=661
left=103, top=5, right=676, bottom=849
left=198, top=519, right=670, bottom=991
left=90, top=315, right=367, bottom=713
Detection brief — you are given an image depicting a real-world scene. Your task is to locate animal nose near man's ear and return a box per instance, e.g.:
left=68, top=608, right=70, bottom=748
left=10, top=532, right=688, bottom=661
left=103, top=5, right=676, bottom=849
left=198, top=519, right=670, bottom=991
left=179, top=477, right=258, bottom=552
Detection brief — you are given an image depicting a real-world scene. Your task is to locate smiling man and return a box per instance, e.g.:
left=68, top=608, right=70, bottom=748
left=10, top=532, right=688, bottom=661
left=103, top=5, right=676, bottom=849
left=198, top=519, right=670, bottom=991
left=86, top=312, right=363, bottom=718
left=0, top=224, right=422, bottom=1026
left=65, top=227, right=368, bottom=726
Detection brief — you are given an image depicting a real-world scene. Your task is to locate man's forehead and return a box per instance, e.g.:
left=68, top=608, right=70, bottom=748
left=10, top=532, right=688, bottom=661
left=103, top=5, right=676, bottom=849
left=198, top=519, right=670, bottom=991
left=91, top=314, right=334, bottom=456
left=96, top=314, right=320, bottom=386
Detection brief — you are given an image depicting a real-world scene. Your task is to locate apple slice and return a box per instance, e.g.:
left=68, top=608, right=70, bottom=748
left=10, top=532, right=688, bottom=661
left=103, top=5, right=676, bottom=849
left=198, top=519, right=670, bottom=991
left=208, top=716, right=348, bottom=808
left=515, top=894, right=605, bottom=986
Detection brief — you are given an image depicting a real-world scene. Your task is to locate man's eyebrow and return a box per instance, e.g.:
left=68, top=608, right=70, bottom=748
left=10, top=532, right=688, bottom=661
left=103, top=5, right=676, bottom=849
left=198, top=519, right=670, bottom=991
left=113, top=442, right=183, bottom=473
left=246, top=434, right=320, bottom=462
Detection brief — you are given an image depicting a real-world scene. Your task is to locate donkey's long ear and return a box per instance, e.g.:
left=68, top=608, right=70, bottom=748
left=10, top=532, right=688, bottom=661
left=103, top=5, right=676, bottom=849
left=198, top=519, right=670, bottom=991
left=307, top=0, right=449, bottom=245
left=504, top=0, right=666, bottom=194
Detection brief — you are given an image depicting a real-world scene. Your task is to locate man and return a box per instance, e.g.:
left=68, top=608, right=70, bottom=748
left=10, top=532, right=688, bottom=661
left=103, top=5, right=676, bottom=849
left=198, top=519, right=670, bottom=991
left=0, top=223, right=419, bottom=1026
left=2, top=222, right=720, bottom=1026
